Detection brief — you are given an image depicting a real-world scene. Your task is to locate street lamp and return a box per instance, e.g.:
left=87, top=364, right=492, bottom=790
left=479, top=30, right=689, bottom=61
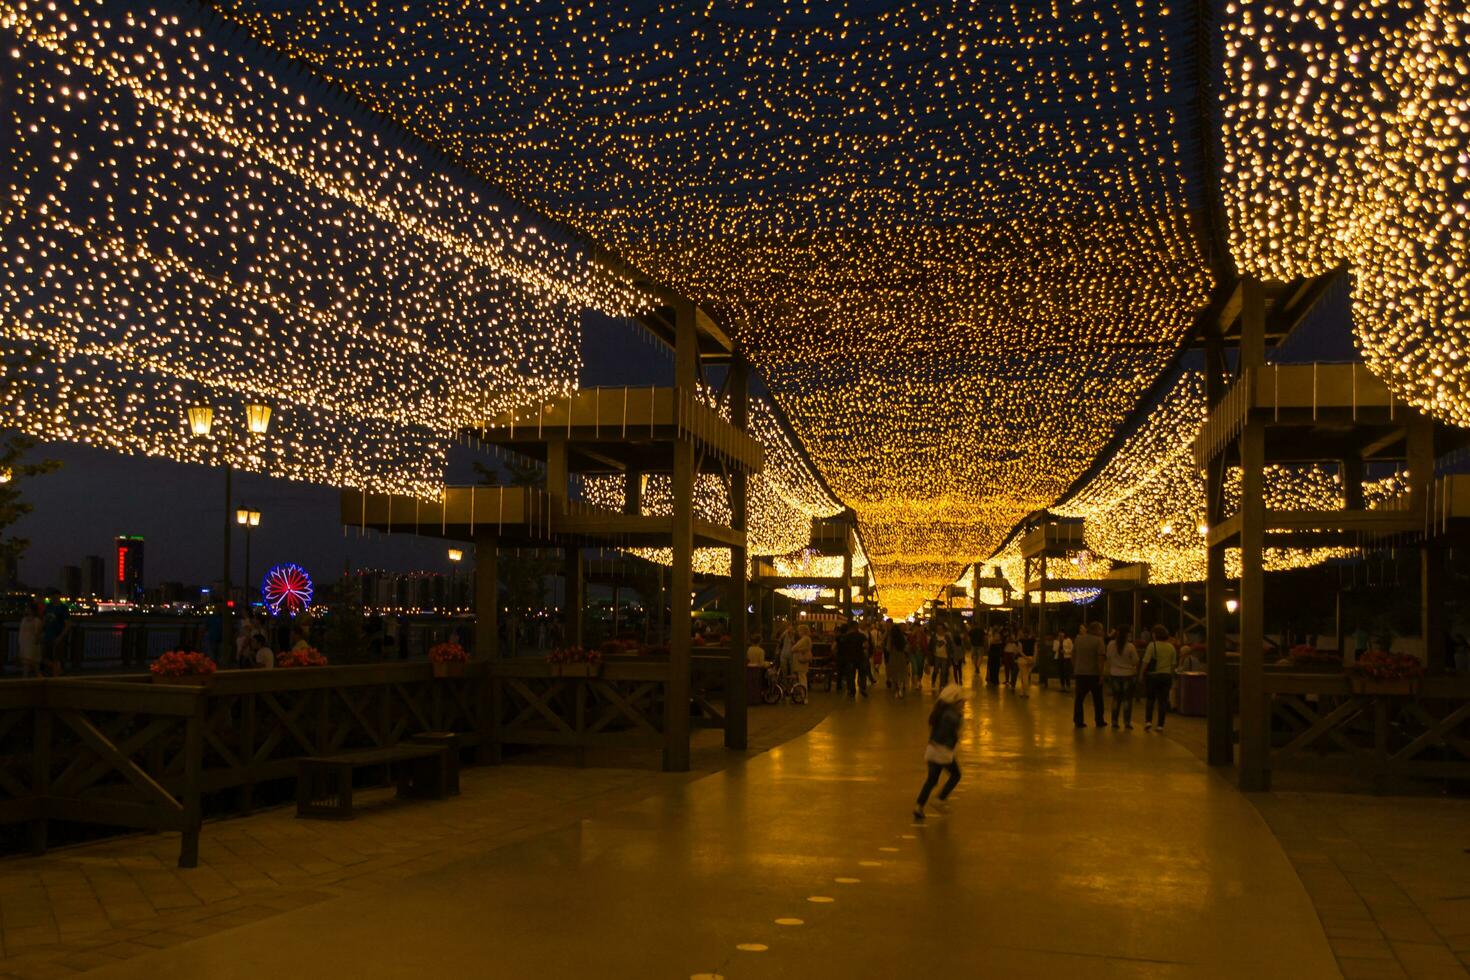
left=447, top=548, right=463, bottom=612
left=237, top=508, right=261, bottom=604
left=188, top=402, right=272, bottom=660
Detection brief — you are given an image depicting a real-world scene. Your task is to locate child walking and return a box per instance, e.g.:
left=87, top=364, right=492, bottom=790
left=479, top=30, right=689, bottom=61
left=913, top=684, right=966, bottom=820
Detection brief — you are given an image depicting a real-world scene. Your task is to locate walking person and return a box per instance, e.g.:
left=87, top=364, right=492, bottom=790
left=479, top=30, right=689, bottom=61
left=1072, top=622, right=1106, bottom=727
left=836, top=621, right=868, bottom=699
left=985, top=627, right=1003, bottom=687
left=930, top=628, right=951, bottom=691
left=1036, top=632, right=1055, bottom=690
left=791, top=625, right=813, bottom=697
left=1002, top=629, right=1021, bottom=689
left=18, top=602, right=43, bottom=678
left=1106, top=623, right=1140, bottom=730
left=1057, top=631, right=1074, bottom=691
left=777, top=623, right=795, bottom=680
left=1016, top=638, right=1036, bottom=697
left=1142, top=624, right=1179, bottom=731
left=885, top=621, right=909, bottom=699
left=913, top=683, right=967, bottom=821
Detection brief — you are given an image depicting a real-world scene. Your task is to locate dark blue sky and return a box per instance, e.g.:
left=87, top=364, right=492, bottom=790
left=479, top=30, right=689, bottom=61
left=9, top=313, right=672, bottom=592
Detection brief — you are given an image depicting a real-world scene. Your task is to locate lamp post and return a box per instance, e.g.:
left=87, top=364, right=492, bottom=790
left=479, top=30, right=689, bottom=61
left=188, top=403, right=271, bottom=661
left=447, top=547, right=463, bottom=612
left=237, top=508, right=261, bottom=606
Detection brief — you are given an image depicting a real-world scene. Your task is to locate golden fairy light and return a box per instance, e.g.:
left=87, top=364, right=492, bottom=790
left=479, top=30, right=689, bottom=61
left=1, top=0, right=645, bottom=497
left=211, top=0, right=1216, bottom=617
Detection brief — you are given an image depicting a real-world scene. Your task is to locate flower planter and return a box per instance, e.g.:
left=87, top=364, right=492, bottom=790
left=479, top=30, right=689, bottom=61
left=152, top=673, right=212, bottom=687
left=1350, top=675, right=1419, bottom=697
left=432, top=661, right=466, bottom=679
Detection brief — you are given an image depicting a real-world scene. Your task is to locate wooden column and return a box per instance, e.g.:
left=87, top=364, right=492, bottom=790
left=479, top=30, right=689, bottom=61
left=726, top=355, right=750, bottom=751
left=1407, top=417, right=1445, bottom=672
left=1238, top=276, right=1270, bottom=791
left=624, top=469, right=642, bottom=515
left=564, top=546, right=583, bottom=649
left=1205, top=331, right=1232, bottom=766
left=545, top=439, right=568, bottom=502
left=474, top=533, right=499, bottom=662
left=1130, top=586, right=1142, bottom=635
left=1036, top=555, right=1048, bottom=645
left=841, top=551, right=853, bottom=620
left=664, top=298, right=697, bottom=772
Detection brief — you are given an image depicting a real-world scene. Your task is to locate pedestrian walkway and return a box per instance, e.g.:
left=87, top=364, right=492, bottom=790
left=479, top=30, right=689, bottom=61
left=43, top=682, right=1338, bottom=979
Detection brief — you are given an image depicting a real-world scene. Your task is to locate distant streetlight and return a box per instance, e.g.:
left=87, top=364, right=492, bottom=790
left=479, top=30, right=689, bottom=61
left=188, top=403, right=273, bottom=658
left=447, top=548, right=463, bottom=562
left=1226, top=598, right=1239, bottom=614
left=0, top=468, right=11, bottom=484
left=237, top=508, right=261, bottom=600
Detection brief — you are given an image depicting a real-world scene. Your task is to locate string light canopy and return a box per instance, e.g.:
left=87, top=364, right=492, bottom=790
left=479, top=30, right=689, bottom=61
left=1222, top=0, right=1468, bottom=425
left=216, top=0, right=1217, bottom=616
left=577, top=395, right=847, bottom=576
left=1, top=0, right=645, bottom=497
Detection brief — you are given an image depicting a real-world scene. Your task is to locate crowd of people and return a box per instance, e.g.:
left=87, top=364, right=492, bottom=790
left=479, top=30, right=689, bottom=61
left=753, top=616, right=1202, bottom=720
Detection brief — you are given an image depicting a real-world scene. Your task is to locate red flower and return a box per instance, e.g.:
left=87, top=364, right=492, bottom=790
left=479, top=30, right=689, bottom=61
left=277, top=647, right=329, bottom=668
left=429, top=641, right=468, bottom=664
left=150, top=651, right=217, bottom=677
left=1352, top=651, right=1424, bottom=682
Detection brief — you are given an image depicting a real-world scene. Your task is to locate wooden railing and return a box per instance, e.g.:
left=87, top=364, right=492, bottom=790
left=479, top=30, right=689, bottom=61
left=491, top=654, right=728, bottom=763
left=1265, top=673, right=1470, bottom=787
left=0, top=663, right=487, bottom=867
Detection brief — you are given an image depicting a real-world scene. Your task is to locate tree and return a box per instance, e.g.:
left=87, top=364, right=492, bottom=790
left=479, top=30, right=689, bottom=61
left=0, top=357, right=60, bottom=583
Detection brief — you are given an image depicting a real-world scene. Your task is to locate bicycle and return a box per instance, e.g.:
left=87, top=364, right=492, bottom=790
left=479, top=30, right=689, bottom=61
left=761, top=663, right=808, bottom=705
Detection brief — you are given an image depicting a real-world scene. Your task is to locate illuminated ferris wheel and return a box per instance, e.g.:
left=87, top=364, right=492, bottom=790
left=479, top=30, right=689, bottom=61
left=261, top=563, right=313, bottom=616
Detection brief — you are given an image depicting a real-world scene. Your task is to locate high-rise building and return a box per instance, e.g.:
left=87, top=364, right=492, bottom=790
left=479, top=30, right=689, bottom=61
left=81, top=555, right=105, bottom=598
left=114, top=536, right=144, bottom=602
left=0, top=554, right=17, bottom=590
left=60, top=564, right=81, bottom=597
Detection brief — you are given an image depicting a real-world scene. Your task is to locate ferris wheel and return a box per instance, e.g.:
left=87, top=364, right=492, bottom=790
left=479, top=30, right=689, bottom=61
left=261, top=563, right=313, bottom=616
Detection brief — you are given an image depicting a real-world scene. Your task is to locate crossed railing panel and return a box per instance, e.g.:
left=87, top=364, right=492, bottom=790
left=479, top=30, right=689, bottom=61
left=1269, top=686, right=1470, bottom=783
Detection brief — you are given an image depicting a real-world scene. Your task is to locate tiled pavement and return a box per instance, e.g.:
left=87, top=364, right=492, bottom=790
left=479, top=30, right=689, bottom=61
left=0, top=698, right=831, bottom=979
left=1161, top=705, right=1470, bottom=979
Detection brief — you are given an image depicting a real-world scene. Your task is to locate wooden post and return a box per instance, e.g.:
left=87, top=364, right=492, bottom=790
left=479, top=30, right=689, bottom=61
left=726, top=354, right=749, bottom=751
left=30, top=706, right=50, bottom=856
left=841, top=551, right=853, bottom=620
left=1205, top=330, right=1232, bottom=766
left=564, top=546, right=583, bottom=650
left=474, top=532, right=500, bottom=763
left=665, top=298, right=697, bottom=772
left=624, top=469, right=642, bottom=515
left=1036, top=555, right=1048, bottom=647
left=1130, top=586, right=1142, bottom=636
left=1238, top=276, right=1269, bottom=791
left=179, top=695, right=204, bottom=868
left=545, top=439, right=568, bottom=503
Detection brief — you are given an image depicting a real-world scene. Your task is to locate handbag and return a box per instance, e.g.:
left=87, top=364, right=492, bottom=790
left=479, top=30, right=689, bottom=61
left=924, top=742, right=955, bottom=766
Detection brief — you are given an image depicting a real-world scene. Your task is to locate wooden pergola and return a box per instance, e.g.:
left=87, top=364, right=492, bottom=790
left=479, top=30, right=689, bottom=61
left=1197, top=273, right=1470, bottom=790
left=342, top=298, right=763, bottom=772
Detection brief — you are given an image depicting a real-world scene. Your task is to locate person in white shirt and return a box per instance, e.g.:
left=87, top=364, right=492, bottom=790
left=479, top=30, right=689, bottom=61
left=746, top=633, right=768, bottom=667
left=1105, top=624, right=1140, bottom=729
left=252, top=635, right=275, bottom=669
left=17, top=603, right=43, bottom=678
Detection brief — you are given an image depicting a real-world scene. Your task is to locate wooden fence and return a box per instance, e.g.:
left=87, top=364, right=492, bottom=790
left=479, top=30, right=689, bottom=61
left=0, top=663, right=487, bottom=868
left=1266, top=673, right=1470, bottom=788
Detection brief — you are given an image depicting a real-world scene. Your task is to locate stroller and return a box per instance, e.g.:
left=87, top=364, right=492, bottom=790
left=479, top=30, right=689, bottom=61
left=761, top=661, right=808, bottom=705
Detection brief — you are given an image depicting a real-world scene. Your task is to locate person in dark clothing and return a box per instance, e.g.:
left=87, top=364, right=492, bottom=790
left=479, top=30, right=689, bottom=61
left=1071, top=622, right=1107, bottom=727
left=914, top=684, right=966, bottom=820
left=835, top=622, right=868, bottom=699
left=985, top=628, right=1003, bottom=686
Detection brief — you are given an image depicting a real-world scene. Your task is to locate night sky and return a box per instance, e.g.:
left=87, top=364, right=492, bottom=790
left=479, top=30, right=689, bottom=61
left=9, top=313, right=673, bottom=593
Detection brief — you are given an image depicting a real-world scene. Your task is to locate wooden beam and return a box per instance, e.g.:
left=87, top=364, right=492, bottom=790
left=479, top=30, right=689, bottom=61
left=726, top=354, right=749, bottom=751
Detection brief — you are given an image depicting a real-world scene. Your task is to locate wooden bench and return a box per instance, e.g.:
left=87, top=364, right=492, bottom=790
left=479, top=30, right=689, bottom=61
left=296, top=743, right=452, bottom=819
